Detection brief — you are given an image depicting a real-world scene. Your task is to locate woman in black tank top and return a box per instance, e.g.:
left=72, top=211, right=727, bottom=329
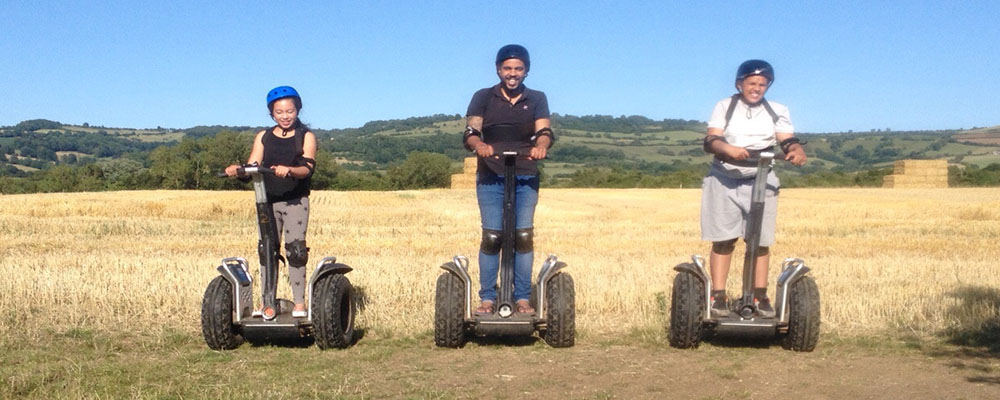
left=224, top=86, right=318, bottom=317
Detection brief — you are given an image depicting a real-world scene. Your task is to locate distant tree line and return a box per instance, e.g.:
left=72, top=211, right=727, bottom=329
left=553, top=166, right=706, bottom=188
left=182, top=125, right=257, bottom=139
left=3, top=117, right=1000, bottom=193
left=5, top=130, right=161, bottom=160
left=4, top=119, right=63, bottom=134
left=950, top=164, right=1000, bottom=186
left=0, top=130, right=456, bottom=194
left=551, top=114, right=705, bottom=133
left=324, top=133, right=468, bottom=165
left=325, top=114, right=461, bottom=138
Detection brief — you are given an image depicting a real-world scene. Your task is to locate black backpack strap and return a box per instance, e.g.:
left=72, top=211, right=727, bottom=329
left=761, top=99, right=779, bottom=124
left=722, top=93, right=741, bottom=131
left=723, top=94, right=780, bottom=131
left=294, top=125, right=305, bottom=155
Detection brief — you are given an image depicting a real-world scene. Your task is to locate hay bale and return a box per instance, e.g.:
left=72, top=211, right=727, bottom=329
left=451, top=174, right=476, bottom=189
left=451, top=157, right=479, bottom=189
left=884, top=159, right=949, bottom=188
left=893, top=159, right=947, bottom=174
left=463, top=157, right=477, bottom=174
left=884, top=175, right=947, bottom=185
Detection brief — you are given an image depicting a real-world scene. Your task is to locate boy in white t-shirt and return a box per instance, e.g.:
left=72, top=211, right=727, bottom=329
left=700, top=60, right=807, bottom=318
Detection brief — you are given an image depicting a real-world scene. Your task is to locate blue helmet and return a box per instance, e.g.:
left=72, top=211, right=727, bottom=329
left=266, top=86, right=301, bottom=110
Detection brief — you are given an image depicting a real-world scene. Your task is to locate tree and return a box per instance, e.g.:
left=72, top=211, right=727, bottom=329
left=843, top=145, right=871, bottom=162
left=196, top=130, right=253, bottom=189
left=148, top=138, right=201, bottom=189
left=98, top=158, right=147, bottom=190
left=309, top=149, right=343, bottom=190
left=387, top=151, right=453, bottom=189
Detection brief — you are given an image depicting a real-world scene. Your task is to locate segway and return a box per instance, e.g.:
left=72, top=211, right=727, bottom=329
left=669, top=151, right=820, bottom=351
left=201, top=164, right=356, bottom=350
left=434, top=151, right=575, bottom=348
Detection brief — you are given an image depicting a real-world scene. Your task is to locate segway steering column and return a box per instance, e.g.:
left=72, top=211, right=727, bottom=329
left=739, top=152, right=774, bottom=319
left=497, top=151, right=519, bottom=318
left=233, top=166, right=282, bottom=320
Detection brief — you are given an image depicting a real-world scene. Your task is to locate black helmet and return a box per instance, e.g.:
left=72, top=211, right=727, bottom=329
left=736, top=59, right=774, bottom=85
left=495, top=44, right=530, bottom=72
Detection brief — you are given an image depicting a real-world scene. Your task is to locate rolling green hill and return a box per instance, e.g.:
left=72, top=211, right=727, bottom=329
left=2, top=116, right=999, bottom=191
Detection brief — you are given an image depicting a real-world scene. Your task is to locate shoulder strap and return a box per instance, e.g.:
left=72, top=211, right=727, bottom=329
left=293, top=125, right=306, bottom=155
left=723, top=94, right=780, bottom=130
left=723, top=93, right=740, bottom=131
left=761, top=99, right=779, bottom=124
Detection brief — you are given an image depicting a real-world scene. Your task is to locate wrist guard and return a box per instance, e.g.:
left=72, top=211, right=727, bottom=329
left=703, top=135, right=727, bottom=154
left=779, top=137, right=806, bottom=154
left=531, top=127, right=555, bottom=147
left=300, top=157, right=316, bottom=177
left=463, top=126, right=483, bottom=151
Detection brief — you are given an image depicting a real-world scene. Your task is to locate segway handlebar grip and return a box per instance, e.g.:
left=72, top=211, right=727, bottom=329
left=483, top=151, right=533, bottom=160
left=239, top=166, right=275, bottom=176
left=218, top=165, right=277, bottom=179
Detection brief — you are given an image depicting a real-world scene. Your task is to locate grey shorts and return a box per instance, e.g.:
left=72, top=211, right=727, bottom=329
left=700, top=168, right=780, bottom=246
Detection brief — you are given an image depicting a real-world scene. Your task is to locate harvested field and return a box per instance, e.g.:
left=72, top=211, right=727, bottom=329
left=3, top=188, right=1000, bottom=398
left=2, top=188, right=999, bottom=339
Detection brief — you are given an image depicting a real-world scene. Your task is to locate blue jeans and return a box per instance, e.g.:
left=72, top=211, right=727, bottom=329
left=476, top=173, right=539, bottom=302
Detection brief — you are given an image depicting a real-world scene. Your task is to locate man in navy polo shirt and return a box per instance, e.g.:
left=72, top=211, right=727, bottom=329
left=462, top=44, right=555, bottom=315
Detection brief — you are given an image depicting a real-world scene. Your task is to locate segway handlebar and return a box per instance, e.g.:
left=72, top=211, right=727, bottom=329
left=480, top=151, right=541, bottom=161
left=715, top=148, right=779, bottom=167
left=753, top=151, right=775, bottom=164
left=217, top=165, right=277, bottom=178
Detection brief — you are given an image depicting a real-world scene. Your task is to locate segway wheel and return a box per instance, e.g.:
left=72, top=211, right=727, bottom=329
left=782, top=275, right=820, bottom=352
left=543, top=272, right=575, bottom=348
left=312, top=273, right=355, bottom=349
left=201, top=276, right=244, bottom=350
left=434, top=271, right=466, bottom=348
left=668, top=270, right=706, bottom=349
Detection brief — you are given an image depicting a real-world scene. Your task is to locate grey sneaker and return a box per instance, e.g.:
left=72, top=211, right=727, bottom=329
left=755, top=297, right=776, bottom=318
left=710, top=291, right=729, bottom=317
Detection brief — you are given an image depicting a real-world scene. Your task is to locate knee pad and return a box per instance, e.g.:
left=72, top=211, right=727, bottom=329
left=285, top=240, right=309, bottom=267
left=480, top=229, right=502, bottom=255
left=712, top=239, right=738, bottom=255
left=515, top=228, right=533, bottom=253
left=757, top=246, right=769, bottom=256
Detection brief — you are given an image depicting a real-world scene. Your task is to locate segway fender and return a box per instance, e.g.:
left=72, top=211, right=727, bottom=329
left=216, top=257, right=253, bottom=322
left=307, top=256, right=354, bottom=322
left=673, top=255, right=712, bottom=321
left=536, top=255, right=568, bottom=284
left=776, top=258, right=812, bottom=323
left=313, top=256, right=353, bottom=277
left=673, top=255, right=709, bottom=285
left=439, top=255, right=473, bottom=321
left=534, top=255, right=570, bottom=321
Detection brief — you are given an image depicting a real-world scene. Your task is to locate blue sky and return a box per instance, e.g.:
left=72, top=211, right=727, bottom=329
left=2, top=1, right=997, bottom=133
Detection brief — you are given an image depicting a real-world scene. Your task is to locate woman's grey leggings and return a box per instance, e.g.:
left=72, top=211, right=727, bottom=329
left=273, top=196, right=309, bottom=305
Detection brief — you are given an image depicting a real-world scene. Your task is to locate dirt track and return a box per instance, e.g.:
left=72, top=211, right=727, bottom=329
left=372, top=339, right=1000, bottom=399
left=4, top=331, right=1000, bottom=399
